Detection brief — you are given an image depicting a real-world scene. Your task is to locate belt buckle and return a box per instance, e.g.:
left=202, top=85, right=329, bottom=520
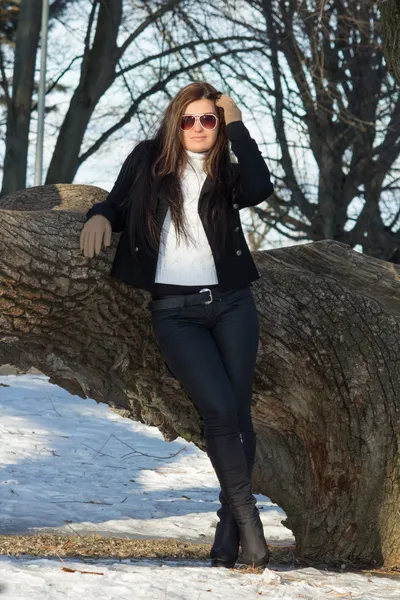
left=199, top=287, right=213, bottom=304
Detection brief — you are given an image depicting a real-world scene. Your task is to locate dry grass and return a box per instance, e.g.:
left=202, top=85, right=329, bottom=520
left=0, top=534, right=399, bottom=579
left=0, top=534, right=296, bottom=572
left=0, top=534, right=211, bottom=561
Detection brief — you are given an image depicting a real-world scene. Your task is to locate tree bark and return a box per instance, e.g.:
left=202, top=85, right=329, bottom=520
left=381, top=0, right=400, bottom=85
left=1, top=0, right=42, bottom=195
left=0, top=184, right=400, bottom=569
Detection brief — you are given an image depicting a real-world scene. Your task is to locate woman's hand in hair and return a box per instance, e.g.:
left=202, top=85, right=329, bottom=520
left=80, top=214, right=112, bottom=258
left=215, top=94, right=242, bottom=125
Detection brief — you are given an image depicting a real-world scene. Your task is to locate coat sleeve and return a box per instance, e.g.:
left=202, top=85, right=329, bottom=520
left=226, top=120, right=274, bottom=208
left=85, top=140, right=148, bottom=233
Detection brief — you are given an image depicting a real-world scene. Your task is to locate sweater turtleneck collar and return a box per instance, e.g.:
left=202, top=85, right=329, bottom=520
left=185, top=148, right=208, bottom=162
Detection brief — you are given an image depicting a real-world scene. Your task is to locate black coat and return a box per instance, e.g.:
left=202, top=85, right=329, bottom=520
left=85, top=120, right=274, bottom=294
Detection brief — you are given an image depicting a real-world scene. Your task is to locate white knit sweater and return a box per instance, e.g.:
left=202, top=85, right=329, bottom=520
left=154, top=149, right=219, bottom=285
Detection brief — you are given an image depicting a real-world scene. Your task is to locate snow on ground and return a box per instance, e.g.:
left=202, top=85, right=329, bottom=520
left=0, top=374, right=398, bottom=599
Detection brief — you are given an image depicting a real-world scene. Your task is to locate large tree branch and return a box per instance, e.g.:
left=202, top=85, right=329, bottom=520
left=1, top=186, right=400, bottom=567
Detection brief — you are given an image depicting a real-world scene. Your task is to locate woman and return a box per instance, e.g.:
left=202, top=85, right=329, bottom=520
left=80, top=82, right=274, bottom=569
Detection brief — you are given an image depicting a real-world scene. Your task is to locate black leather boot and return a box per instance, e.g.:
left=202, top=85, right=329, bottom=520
left=209, top=492, right=238, bottom=568
left=205, top=431, right=270, bottom=568
left=210, top=431, right=256, bottom=568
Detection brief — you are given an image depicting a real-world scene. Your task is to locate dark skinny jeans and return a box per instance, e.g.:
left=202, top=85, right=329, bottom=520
left=150, top=284, right=259, bottom=439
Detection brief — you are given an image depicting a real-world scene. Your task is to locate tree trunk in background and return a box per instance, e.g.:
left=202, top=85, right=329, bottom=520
left=0, top=185, right=400, bottom=568
left=1, top=0, right=42, bottom=195
left=44, top=0, right=123, bottom=184
left=381, top=0, right=400, bottom=85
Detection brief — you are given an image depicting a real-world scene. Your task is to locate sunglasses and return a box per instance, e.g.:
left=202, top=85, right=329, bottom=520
left=180, top=113, right=219, bottom=131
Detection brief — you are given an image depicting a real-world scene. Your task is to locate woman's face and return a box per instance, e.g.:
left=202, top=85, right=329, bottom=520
left=180, top=98, right=219, bottom=153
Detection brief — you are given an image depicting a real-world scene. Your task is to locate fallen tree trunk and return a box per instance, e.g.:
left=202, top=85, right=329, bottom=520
left=0, top=184, right=400, bottom=568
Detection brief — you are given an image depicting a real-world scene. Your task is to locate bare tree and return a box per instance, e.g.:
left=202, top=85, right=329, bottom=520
left=195, top=0, right=400, bottom=263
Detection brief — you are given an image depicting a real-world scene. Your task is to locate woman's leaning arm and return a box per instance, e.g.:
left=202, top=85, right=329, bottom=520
left=226, top=120, right=274, bottom=208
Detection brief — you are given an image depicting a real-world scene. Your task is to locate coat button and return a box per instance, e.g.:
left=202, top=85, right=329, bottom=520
left=236, top=250, right=242, bottom=256
left=234, top=226, right=240, bottom=232
left=233, top=203, right=239, bottom=209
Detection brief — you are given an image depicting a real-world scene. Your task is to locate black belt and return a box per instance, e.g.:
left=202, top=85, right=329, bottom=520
left=147, top=287, right=224, bottom=312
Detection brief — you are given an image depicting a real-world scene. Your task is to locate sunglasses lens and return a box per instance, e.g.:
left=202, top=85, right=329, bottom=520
left=200, top=114, right=217, bottom=129
left=181, top=116, right=195, bottom=130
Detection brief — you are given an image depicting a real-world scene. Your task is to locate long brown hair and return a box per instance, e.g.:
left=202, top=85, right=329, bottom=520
left=124, top=81, right=237, bottom=261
